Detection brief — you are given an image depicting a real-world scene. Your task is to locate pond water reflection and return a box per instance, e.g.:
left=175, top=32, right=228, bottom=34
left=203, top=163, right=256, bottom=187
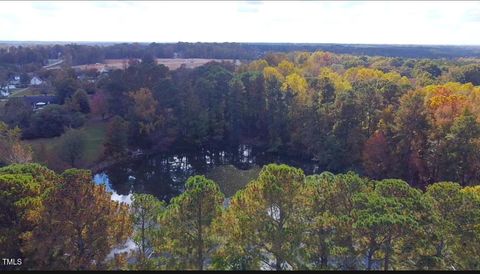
left=94, top=145, right=320, bottom=202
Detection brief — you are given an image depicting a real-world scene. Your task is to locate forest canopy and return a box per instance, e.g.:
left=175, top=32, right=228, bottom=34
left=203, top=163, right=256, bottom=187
left=1, top=163, right=479, bottom=270
left=1, top=44, right=480, bottom=270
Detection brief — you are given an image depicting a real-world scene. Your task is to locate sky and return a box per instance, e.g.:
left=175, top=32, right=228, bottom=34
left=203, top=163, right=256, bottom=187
left=1, top=1, right=480, bottom=45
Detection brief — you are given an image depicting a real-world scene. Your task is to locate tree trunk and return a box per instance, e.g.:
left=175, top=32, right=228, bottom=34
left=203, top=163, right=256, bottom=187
left=76, top=229, right=85, bottom=270
left=276, top=206, right=285, bottom=270
left=197, top=200, right=203, bottom=270
left=384, top=233, right=392, bottom=271
left=367, top=248, right=375, bottom=270
left=319, top=229, right=328, bottom=269
left=275, top=256, right=283, bottom=270
left=320, top=253, right=328, bottom=269
left=141, top=214, right=145, bottom=262
left=435, top=239, right=445, bottom=257
left=367, top=236, right=377, bottom=270
left=343, top=235, right=357, bottom=270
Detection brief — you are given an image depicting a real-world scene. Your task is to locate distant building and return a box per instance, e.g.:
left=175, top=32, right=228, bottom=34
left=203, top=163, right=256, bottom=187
left=22, top=95, right=58, bottom=110
left=99, top=66, right=111, bottom=74
left=5, top=76, right=21, bottom=90
left=0, top=82, right=15, bottom=95
left=10, top=76, right=20, bottom=85
left=30, top=76, right=44, bottom=86
left=0, top=88, right=9, bottom=97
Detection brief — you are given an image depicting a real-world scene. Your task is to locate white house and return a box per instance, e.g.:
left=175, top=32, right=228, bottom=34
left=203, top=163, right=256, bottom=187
left=30, top=76, right=44, bottom=86
left=11, top=76, right=20, bottom=85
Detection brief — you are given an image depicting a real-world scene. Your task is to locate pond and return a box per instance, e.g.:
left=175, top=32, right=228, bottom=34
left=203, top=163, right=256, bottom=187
left=94, top=144, right=321, bottom=258
left=93, top=144, right=321, bottom=204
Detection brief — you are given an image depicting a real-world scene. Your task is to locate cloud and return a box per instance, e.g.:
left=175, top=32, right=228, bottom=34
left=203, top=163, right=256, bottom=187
left=31, top=1, right=60, bottom=11
left=464, top=7, right=480, bottom=22
left=0, top=1, right=479, bottom=45
left=237, top=0, right=263, bottom=13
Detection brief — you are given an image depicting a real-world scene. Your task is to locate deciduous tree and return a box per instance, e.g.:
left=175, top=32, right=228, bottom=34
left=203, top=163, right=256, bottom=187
left=22, top=169, right=132, bottom=270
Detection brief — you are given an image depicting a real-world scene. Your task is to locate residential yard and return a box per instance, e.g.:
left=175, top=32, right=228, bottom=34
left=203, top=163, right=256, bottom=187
left=10, top=87, right=55, bottom=97
left=24, top=118, right=108, bottom=171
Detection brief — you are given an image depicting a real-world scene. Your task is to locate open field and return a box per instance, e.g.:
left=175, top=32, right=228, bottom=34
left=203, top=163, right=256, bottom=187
left=9, top=87, right=31, bottom=96
left=8, top=87, right=54, bottom=97
left=24, top=118, right=108, bottom=171
left=156, top=58, right=238, bottom=70
left=72, top=58, right=239, bottom=71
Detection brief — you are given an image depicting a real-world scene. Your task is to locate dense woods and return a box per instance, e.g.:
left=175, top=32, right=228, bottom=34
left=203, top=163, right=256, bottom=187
left=2, top=42, right=480, bottom=69
left=86, top=50, right=480, bottom=188
left=1, top=44, right=480, bottom=270
left=1, top=163, right=479, bottom=270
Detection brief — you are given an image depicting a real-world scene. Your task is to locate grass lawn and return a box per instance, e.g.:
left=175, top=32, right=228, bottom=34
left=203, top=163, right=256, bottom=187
left=10, top=87, right=55, bottom=97
left=205, top=165, right=261, bottom=197
left=82, top=119, right=108, bottom=164
left=24, top=118, right=108, bottom=171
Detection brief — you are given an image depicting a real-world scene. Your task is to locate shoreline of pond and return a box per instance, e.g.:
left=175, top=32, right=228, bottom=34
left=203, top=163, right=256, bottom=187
left=89, top=144, right=325, bottom=202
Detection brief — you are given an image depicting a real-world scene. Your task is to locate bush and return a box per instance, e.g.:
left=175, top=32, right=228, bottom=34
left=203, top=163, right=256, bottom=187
left=22, top=105, right=86, bottom=139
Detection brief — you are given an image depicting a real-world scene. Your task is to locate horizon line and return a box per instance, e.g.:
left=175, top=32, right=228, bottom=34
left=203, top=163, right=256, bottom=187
left=1, top=40, right=480, bottom=47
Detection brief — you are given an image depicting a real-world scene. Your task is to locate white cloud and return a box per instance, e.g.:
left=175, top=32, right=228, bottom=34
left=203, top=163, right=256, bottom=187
left=0, top=1, right=479, bottom=45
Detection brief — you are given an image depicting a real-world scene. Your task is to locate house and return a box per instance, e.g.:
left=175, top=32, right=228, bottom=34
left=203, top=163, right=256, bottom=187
left=30, top=76, right=44, bottom=86
left=10, top=76, right=20, bottom=85
left=99, top=66, right=111, bottom=74
left=0, top=82, right=13, bottom=96
left=4, top=76, right=21, bottom=91
left=22, top=95, right=58, bottom=110
left=0, top=88, right=9, bottom=97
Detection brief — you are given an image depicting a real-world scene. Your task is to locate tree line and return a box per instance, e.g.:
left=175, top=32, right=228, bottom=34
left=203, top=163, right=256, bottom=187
left=2, top=49, right=480, bottom=270
left=93, top=51, right=480, bottom=188
left=1, top=163, right=479, bottom=270
left=3, top=50, right=480, bottom=186
left=2, top=43, right=480, bottom=70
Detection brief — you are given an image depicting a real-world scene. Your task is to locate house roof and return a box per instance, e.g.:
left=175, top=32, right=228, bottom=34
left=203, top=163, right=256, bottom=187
left=22, top=95, right=58, bottom=105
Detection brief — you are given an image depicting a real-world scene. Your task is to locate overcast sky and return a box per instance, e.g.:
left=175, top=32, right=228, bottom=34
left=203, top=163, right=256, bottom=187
left=1, top=1, right=479, bottom=45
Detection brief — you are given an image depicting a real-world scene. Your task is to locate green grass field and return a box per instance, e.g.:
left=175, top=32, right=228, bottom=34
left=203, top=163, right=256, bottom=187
left=205, top=165, right=261, bottom=197
left=10, top=87, right=55, bottom=97
left=24, top=118, right=108, bottom=171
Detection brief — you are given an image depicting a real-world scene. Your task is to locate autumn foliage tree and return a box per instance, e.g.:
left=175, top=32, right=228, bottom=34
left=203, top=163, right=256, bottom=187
left=0, top=164, right=57, bottom=261
left=91, top=90, right=108, bottom=120
left=0, top=122, right=33, bottom=165
left=362, top=130, right=393, bottom=180
left=22, top=169, right=132, bottom=270
left=103, top=115, right=129, bottom=158
left=127, top=88, right=164, bottom=147
left=58, top=129, right=87, bottom=168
